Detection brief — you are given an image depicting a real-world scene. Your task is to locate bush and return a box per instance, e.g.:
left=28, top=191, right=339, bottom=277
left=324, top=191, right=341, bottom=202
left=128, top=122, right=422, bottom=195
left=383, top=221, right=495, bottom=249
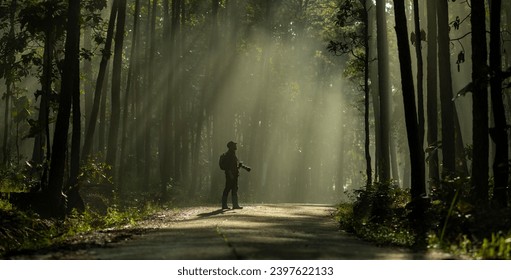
left=337, top=182, right=414, bottom=246
left=477, top=232, right=511, bottom=259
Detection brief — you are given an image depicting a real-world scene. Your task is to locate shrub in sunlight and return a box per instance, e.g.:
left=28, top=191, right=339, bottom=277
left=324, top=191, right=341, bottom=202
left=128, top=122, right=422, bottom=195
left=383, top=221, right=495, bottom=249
left=104, top=205, right=138, bottom=227
left=334, top=203, right=355, bottom=233
left=476, top=232, right=511, bottom=259
left=0, top=201, right=157, bottom=257
left=63, top=208, right=99, bottom=235
left=0, top=163, right=35, bottom=193
left=67, top=204, right=149, bottom=231
left=0, top=198, right=13, bottom=211
left=78, top=154, right=112, bottom=185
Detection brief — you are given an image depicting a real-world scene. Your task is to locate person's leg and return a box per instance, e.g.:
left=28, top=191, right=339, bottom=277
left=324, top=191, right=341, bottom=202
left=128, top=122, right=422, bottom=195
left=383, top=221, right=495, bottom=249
left=232, top=178, right=242, bottom=209
left=221, top=176, right=231, bottom=209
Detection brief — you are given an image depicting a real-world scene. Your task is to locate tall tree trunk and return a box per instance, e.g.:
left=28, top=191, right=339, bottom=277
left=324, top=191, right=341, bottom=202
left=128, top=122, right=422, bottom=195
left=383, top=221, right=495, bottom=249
left=376, top=0, right=390, bottom=182
left=3, top=83, right=11, bottom=165
left=489, top=0, right=507, bottom=206
left=69, top=39, right=81, bottom=188
left=98, top=73, right=108, bottom=157
left=208, top=0, right=223, bottom=201
left=2, top=0, right=16, bottom=165
left=32, top=8, right=54, bottom=169
left=471, top=0, right=489, bottom=205
left=412, top=0, right=425, bottom=147
left=83, top=24, right=93, bottom=139
left=173, top=0, right=183, bottom=184
left=392, top=0, right=427, bottom=247
left=68, top=0, right=84, bottom=211
left=119, top=0, right=141, bottom=190
left=454, top=106, right=469, bottom=176
left=437, top=0, right=455, bottom=177
left=106, top=0, right=127, bottom=182
left=82, top=0, right=119, bottom=160
left=368, top=5, right=380, bottom=182
left=134, top=6, right=144, bottom=183
left=426, top=0, right=439, bottom=189
left=362, top=0, right=372, bottom=186
left=47, top=0, right=81, bottom=217
left=390, top=138, right=399, bottom=181
left=141, top=0, right=152, bottom=188
left=159, top=0, right=170, bottom=196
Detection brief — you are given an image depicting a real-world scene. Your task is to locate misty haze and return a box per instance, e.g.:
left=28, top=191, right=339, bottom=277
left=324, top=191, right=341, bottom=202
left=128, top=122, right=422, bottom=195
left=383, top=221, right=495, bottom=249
left=2, top=0, right=511, bottom=261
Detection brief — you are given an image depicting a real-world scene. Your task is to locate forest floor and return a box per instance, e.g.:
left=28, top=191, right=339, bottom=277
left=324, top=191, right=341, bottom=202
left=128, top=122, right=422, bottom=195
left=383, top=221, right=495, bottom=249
left=7, top=204, right=452, bottom=260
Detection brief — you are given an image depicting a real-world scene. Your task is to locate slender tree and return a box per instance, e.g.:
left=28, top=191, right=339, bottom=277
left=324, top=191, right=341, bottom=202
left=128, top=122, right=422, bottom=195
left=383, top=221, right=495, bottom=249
left=426, top=0, right=439, bottom=188
left=2, top=0, right=16, bottom=165
left=368, top=5, right=380, bottom=182
left=69, top=14, right=82, bottom=188
left=437, top=0, right=455, bottom=177
left=119, top=0, right=141, bottom=190
left=412, top=0, right=424, bottom=147
left=375, top=0, right=390, bottom=182
left=142, top=0, right=157, bottom=188
left=471, top=0, right=489, bottom=205
left=328, top=0, right=373, bottom=185
left=46, top=0, right=81, bottom=217
left=106, top=0, right=127, bottom=180
left=31, top=2, right=55, bottom=170
left=82, top=0, right=119, bottom=160
left=392, top=0, right=427, bottom=246
left=160, top=0, right=178, bottom=198
left=83, top=23, right=93, bottom=137
left=489, top=0, right=508, bottom=206
left=362, top=0, right=372, bottom=186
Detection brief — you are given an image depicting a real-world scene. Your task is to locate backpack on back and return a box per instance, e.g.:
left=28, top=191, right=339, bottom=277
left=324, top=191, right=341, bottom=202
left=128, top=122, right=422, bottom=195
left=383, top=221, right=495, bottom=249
left=219, top=153, right=227, bottom=170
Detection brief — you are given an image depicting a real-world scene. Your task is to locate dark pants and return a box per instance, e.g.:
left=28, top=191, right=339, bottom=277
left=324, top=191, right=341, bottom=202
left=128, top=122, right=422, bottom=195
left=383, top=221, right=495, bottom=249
left=222, top=174, right=239, bottom=207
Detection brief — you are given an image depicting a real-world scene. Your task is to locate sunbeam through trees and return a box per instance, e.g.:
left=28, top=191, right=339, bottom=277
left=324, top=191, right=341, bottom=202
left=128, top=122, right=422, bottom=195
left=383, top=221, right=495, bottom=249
left=2, top=0, right=511, bottom=260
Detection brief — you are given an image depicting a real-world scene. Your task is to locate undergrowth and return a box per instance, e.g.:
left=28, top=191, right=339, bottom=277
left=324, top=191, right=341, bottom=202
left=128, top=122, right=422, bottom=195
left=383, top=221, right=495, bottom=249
left=0, top=159, right=165, bottom=258
left=335, top=182, right=415, bottom=247
left=0, top=199, right=158, bottom=258
left=336, top=179, right=511, bottom=259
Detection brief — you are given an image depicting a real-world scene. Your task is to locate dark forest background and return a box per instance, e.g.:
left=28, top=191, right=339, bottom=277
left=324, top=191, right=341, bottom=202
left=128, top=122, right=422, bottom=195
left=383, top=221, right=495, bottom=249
left=2, top=0, right=511, bottom=259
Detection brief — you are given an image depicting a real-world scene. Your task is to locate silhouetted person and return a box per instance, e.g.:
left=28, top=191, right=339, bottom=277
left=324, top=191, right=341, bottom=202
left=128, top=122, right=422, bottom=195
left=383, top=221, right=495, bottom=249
left=220, top=141, right=250, bottom=209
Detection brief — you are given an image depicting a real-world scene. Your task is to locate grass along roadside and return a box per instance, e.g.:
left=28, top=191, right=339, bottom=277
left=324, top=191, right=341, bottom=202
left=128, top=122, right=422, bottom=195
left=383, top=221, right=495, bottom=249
left=0, top=199, right=161, bottom=258
left=334, top=182, right=511, bottom=260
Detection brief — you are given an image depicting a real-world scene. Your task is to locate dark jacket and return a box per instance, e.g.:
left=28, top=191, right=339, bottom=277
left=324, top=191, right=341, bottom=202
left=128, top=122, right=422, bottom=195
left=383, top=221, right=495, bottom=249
left=224, top=150, right=239, bottom=177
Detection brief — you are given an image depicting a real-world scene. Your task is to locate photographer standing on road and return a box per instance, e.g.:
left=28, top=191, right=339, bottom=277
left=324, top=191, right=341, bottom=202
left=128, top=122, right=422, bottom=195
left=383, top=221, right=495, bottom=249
left=219, top=141, right=250, bottom=210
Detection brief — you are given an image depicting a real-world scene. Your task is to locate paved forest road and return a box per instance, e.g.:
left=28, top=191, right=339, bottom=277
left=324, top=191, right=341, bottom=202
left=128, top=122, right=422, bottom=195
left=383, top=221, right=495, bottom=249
left=15, top=204, right=448, bottom=260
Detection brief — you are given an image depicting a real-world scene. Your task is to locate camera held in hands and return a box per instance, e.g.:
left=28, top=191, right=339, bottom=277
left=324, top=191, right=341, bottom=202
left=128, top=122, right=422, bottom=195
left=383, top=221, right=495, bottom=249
left=239, top=162, right=251, bottom=172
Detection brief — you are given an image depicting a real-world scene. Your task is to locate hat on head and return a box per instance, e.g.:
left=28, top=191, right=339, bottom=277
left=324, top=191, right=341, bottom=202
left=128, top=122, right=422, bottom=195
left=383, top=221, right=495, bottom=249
left=227, top=141, right=237, bottom=149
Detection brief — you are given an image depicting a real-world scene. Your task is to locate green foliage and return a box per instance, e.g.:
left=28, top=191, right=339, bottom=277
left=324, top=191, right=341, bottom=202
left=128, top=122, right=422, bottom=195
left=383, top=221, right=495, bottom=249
left=103, top=205, right=140, bottom=227
left=337, top=182, right=415, bottom=246
left=327, top=0, right=366, bottom=58
left=477, top=232, right=511, bottom=259
left=339, top=175, right=511, bottom=259
left=79, top=154, right=112, bottom=185
left=0, top=207, right=57, bottom=256
left=0, top=164, right=35, bottom=192
left=18, top=1, right=67, bottom=36
left=63, top=203, right=151, bottom=235
left=334, top=203, right=354, bottom=232
left=0, top=201, right=158, bottom=258
left=64, top=208, right=97, bottom=234
left=427, top=175, right=473, bottom=244
left=0, top=198, right=13, bottom=211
